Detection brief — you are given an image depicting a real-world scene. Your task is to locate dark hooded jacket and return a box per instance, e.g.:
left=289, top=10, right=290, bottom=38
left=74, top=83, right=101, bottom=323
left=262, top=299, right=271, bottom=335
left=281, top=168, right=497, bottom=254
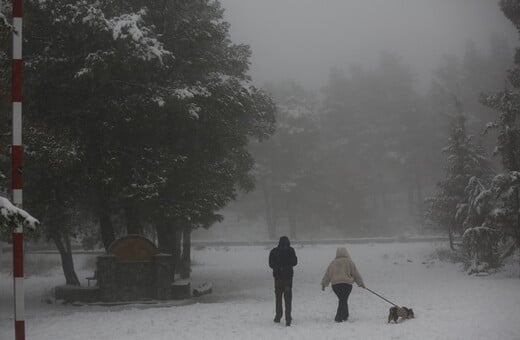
left=269, top=236, right=298, bottom=279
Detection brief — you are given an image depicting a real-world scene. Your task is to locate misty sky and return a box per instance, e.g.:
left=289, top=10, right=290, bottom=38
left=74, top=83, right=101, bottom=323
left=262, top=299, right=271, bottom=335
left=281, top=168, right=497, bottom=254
left=220, top=0, right=517, bottom=91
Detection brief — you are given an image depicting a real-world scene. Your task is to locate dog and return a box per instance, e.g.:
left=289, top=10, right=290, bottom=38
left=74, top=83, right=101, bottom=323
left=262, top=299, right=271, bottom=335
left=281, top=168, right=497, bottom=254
left=388, top=306, right=414, bottom=323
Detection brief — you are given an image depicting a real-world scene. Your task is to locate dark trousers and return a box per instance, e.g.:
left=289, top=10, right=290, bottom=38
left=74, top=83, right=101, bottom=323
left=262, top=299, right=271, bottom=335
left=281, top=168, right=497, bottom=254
left=274, top=278, right=293, bottom=320
left=332, top=283, right=352, bottom=322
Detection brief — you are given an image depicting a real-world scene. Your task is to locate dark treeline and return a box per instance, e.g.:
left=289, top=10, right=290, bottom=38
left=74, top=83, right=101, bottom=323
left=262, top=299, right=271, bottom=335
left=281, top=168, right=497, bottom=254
left=232, top=1, right=520, bottom=272
left=235, top=36, right=511, bottom=241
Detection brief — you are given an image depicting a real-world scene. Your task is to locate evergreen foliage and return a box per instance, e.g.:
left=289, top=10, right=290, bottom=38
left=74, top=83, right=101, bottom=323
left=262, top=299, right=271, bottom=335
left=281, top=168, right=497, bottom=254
left=477, top=0, right=520, bottom=257
left=319, top=55, right=435, bottom=235
left=249, top=81, right=320, bottom=238
left=426, top=114, right=493, bottom=249
left=0, top=0, right=275, bottom=281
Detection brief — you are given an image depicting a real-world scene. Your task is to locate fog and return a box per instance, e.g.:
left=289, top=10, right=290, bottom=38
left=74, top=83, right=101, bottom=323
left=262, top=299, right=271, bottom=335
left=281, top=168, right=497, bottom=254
left=194, top=0, right=519, bottom=241
left=221, top=0, right=516, bottom=91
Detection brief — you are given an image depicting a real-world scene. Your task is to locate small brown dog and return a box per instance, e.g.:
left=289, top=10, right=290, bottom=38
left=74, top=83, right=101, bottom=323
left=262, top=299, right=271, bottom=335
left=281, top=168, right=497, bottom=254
left=388, top=306, right=414, bottom=323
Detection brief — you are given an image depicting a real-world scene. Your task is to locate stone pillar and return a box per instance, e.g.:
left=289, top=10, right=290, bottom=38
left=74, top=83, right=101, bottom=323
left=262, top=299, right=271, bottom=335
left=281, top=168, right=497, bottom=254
left=97, top=255, right=116, bottom=302
left=153, top=254, right=172, bottom=300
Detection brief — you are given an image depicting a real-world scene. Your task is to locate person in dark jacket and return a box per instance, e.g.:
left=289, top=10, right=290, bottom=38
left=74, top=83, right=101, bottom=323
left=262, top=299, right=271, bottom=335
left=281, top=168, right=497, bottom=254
left=269, top=236, right=298, bottom=326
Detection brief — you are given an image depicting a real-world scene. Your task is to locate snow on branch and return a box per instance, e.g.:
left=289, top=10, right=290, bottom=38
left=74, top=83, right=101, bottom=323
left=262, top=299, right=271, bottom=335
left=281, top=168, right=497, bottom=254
left=0, top=197, right=39, bottom=230
left=172, top=86, right=211, bottom=100
left=107, top=9, right=171, bottom=62
left=491, top=171, right=520, bottom=197
left=79, top=3, right=171, bottom=63
left=0, top=12, right=9, bottom=29
left=0, top=0, right=12, bottom=31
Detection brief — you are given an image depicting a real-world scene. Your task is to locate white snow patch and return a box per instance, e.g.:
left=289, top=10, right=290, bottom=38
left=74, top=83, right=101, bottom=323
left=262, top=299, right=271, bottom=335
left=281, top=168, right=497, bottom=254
left=173, top=86, right=211, bottom=100
left=74, top=67, right=91, bottom=78
left=188, top=104, right=201, bottom=119
left=153, top=96, right=165, bottom=107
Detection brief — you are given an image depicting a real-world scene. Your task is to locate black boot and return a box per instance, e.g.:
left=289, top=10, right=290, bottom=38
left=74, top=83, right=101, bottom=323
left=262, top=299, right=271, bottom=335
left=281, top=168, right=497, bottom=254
left=274, top=316, right=281, bottom=323
left=286, top=317, right=292, bottom=326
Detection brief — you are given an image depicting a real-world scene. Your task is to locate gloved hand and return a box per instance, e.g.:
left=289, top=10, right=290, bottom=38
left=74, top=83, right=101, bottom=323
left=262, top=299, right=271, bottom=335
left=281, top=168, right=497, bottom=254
left=359, top=283, right=366, bottom=289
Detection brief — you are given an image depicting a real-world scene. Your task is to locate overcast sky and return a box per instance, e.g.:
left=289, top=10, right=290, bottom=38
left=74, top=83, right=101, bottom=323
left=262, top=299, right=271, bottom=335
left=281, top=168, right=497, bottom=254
left=220, top=0, right=517, bottom=91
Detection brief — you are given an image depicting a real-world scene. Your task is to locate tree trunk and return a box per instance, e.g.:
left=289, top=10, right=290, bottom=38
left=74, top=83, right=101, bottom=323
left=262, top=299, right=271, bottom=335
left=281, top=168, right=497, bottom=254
left=448, top=225, right=455, bottom=250
left=99, top=205, right=115, bottom=251
left=124, top=199, right=142, bottom=235
left=303, top=211, right=313, bottom=235
left=262, top=181, right=277, bottom=239
left=376, top=168, right=383, bottom=211
left=53, top=233, right=80, bottom=286
left=515, top=188, right=520, bottom=272
left=288, top=201, right=297, bottom=239
left=415, top=176, right=423, bottom=209
left=157, top=219, right=183, bottom=277
left=156, top=221, right=172, bottom=253
left=171, top=228, right=182, bottom=276
left=407, top=184, right=415, bottom=216
left=289, top=215, right=297, bottom=239
left=414, top=168, right=423, bottom=220
left=180, top=226, right=191, bottom=279
left=515, top=188, right=520, bottom=247
left=155, top=220, right=175, bottom=282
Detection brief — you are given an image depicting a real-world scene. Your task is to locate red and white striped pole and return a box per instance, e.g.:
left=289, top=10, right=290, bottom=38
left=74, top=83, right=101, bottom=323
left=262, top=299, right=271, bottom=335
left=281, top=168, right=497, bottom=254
left=12, top=0, right=25, bottom=339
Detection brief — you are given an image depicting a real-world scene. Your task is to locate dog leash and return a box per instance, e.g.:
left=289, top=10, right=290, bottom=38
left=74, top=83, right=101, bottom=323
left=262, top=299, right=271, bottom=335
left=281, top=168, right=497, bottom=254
left=363, top=287, right=398, bottom=307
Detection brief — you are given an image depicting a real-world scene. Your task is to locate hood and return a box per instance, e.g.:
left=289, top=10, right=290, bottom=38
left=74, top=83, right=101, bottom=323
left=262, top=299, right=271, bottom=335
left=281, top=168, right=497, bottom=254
left=278, top=236, right=290, bottom=248
left=335, top=247, right=351, bottom=259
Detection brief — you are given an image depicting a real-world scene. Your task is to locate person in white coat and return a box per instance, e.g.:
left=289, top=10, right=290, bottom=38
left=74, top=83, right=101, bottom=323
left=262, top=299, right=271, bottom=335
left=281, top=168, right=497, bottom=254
left=321, top=247, right=365, bottom=322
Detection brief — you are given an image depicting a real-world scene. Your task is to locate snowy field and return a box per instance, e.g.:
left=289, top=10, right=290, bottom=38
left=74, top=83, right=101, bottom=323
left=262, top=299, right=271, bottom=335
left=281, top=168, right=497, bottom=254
left=1, top=242, right=520, bottom=340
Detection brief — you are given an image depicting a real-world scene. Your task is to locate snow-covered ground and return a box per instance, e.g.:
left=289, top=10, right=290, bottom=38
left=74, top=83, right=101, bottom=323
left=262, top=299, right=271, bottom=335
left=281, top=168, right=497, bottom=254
left=1, top=242, right=520, bottom=340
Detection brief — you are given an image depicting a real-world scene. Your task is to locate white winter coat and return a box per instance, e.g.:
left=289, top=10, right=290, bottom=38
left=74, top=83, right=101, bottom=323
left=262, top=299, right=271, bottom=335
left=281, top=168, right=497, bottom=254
left=321, top=247, right=365, bottom=288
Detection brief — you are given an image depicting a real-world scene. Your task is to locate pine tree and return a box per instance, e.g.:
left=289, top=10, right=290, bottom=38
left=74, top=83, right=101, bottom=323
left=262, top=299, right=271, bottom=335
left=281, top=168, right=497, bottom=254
left=0, top=0, right=276, bottom=281
left=479, top=0, right=520, bottom=253
left=455, top=176, right=503, bottom=272
left=426, top=112, right=493, bottom=249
